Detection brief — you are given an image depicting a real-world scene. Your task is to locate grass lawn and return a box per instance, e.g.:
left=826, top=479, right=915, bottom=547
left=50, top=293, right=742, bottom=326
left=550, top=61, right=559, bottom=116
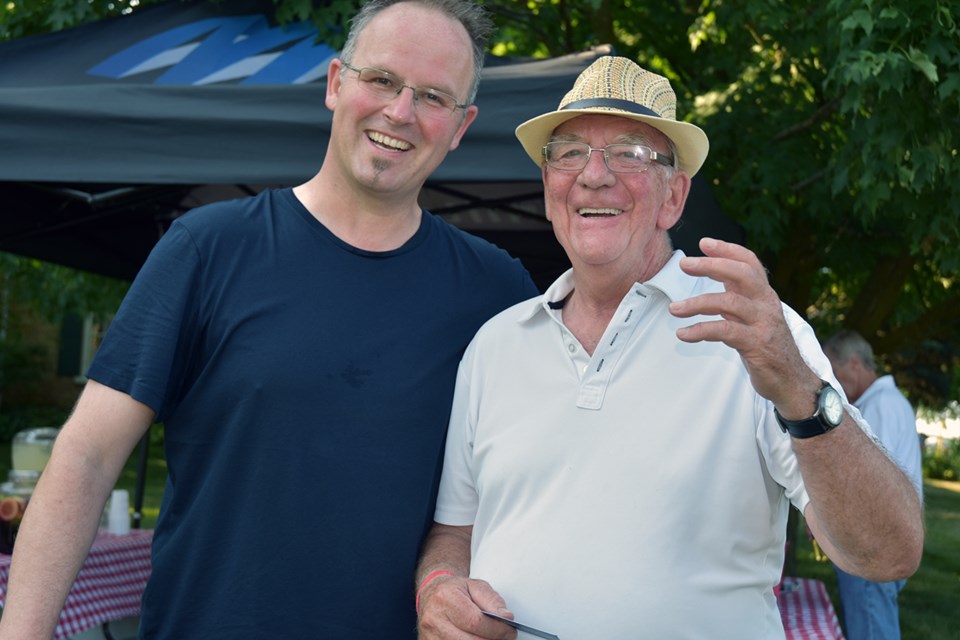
left=795, top=479, right=960, bottom=639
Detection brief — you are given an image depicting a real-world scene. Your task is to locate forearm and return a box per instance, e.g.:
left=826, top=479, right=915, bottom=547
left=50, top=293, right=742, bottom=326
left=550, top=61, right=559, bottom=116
left=0, top=439, right=117, bottom=638
left=0, top=381, right=152, bottom=639
left=416, top=523, right=473, bottom=587
left=416, top=523, right=514, bottom=639
left=795, top=414, right=924, bottom=580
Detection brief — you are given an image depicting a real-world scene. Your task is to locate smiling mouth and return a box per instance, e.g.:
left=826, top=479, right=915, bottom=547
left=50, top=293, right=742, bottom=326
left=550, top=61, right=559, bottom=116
left=578, top=207, right=623, bottom=217
left=368, top=131, right=412, bottom=152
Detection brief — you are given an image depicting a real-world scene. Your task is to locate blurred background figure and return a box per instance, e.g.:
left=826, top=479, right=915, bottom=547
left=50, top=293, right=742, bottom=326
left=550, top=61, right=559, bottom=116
left=823, top=329, right=924, bottom=640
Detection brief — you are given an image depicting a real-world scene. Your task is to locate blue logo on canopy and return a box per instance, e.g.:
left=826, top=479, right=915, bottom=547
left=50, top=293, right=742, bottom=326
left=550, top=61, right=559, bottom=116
left=88, top=15, right=337, bottom=85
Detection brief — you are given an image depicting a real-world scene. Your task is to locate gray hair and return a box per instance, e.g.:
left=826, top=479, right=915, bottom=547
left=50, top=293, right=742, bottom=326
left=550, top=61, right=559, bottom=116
left=823, top=329, right=878, bottom=372
left=339, top=0, right=493, bottom=105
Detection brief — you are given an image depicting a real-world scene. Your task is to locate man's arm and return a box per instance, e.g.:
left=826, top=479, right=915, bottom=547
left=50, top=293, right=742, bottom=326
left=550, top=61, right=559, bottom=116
left=416, top=523, right=516, bottom=640
left=795, top=411, right=922, bottom=579
left=669, top=237, right=924, bottom=581
left=0, top=380, right=154, bottom=640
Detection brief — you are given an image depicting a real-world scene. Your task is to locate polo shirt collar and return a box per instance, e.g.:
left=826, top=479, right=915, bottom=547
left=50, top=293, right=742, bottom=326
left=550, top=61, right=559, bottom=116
left=519, top=250, right=698, bottom=323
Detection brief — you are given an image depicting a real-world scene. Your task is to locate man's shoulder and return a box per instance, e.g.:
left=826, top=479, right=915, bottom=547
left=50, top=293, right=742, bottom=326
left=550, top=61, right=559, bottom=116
left=421, top=214, right=537, bottom=297
left=424, top=213, right=518, bottom=261
left=470, top=296, right=542, bottom=343
left=864, top=375, right=912, bottom=407
left=176, top=188, right=289, bottom=230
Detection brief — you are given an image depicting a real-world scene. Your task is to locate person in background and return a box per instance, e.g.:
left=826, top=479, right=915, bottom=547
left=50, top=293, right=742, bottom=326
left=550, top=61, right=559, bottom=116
left=0, top=1, right=537, bottom=638
left=414, top=55, right=924, bottom=639
left=823, top=329, right=923, bottom=640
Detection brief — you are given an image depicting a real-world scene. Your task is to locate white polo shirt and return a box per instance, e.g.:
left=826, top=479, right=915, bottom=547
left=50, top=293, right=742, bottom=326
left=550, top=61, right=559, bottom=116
left=435, top=251, right=851, bottom=639
left=856, top=375, right=923, bottom=497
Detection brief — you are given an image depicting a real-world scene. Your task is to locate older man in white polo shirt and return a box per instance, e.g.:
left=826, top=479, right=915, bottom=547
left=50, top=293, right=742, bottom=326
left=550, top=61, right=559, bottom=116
left=414, top=56, right=924, bottom=640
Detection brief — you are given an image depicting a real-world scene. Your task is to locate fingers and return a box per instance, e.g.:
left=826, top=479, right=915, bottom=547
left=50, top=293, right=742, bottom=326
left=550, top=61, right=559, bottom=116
left=669, top=237, right=781, bottom=346
left=696, top=236, right=765, bottom=271
left=668, top=238, right=812, bottom=404
left=677, top=238, right=770, bottom=295
left=669, top=291, right=749, bottom=322
left=418, top=577, right=517, bottom=640
left=467, top=579, right=512, bottom=618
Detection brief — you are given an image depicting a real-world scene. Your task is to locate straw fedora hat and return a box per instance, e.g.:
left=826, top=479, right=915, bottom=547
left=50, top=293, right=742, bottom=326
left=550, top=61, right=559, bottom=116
left=515, top=56, right=709, bottom=176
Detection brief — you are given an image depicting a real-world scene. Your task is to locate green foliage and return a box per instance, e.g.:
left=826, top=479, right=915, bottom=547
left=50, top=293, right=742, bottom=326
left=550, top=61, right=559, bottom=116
left=272, top=0, right=356, bottom=50
left=0, top=254, right=128, bottom=413
left=0, top=341, right=47, bottom=398
left=0, top=0, right=165, bottom=41
left=923, top=439, right=960, bottom=481
left=0, top=254, right=129, bottom=324
left=0, top=405, right=69, bottom=443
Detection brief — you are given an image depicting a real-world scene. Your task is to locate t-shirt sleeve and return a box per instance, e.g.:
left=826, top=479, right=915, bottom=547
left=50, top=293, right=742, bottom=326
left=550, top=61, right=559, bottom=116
left=434, top=345, right=481, bottom=526
left=86, top=220, right=203, bottom=420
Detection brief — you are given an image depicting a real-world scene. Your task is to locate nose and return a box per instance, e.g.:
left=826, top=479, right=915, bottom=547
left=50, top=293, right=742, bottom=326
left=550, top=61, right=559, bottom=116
left=577, top=148, right=616, bottom=188
left=383, top=84, right=418, bottom=123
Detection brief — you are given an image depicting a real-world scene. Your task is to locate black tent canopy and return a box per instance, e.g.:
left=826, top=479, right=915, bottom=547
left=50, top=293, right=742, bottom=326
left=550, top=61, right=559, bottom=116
left=0, top=0, right=740, bottom=288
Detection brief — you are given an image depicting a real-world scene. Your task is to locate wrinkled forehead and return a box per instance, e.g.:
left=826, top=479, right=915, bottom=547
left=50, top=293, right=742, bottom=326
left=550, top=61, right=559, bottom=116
left=551, top=114, right=673, bottom=150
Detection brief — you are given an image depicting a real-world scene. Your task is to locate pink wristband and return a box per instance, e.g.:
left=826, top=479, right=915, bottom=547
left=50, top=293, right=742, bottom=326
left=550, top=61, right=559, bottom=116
left=416, top=569, right=455, bottom=614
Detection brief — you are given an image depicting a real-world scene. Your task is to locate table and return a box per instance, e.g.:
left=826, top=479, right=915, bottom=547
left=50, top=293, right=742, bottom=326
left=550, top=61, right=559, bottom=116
left=779, top=577, right=845, bottom=639
left=0, top=529, right=153, bottom=640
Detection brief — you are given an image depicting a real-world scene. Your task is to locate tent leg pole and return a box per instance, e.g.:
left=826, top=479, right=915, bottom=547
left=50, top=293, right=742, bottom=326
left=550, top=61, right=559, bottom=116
left=132, top=428, right=150, bottom=530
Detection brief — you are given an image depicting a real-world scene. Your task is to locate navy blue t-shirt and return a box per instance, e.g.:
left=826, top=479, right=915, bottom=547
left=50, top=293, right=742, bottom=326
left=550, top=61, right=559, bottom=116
left=87, top=188, right=538, bottom=639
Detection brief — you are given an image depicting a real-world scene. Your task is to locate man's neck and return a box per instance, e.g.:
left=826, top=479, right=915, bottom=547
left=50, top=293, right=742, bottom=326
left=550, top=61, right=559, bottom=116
left=569, top=242, right=673, bottom=310
left=293, top=172, right=423, bottom=252
left=563, top=246, right=673, bottom=355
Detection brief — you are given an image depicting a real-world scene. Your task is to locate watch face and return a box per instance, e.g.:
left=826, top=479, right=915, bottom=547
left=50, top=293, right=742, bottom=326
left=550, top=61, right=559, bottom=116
left=821, top=386, right=845, bottom=426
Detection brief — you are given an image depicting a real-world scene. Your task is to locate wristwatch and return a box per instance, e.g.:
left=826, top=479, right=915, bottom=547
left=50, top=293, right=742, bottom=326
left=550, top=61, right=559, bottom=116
left=775, top=381, right=844, bottom=439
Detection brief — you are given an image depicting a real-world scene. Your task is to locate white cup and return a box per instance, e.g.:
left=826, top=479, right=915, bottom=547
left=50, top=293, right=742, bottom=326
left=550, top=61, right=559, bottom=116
left=107, top=489, right=130, bottom=535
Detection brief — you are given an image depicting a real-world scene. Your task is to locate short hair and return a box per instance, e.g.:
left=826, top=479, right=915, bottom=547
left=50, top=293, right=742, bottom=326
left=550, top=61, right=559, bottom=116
left=339, top=0, right=493, bottom=105
left=823, top=330, right=877, bottom=372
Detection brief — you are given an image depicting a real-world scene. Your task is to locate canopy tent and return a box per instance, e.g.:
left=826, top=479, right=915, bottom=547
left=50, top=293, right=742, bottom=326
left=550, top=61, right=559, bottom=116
left=0, top=0, right=741, bottom=289
left=0, top=0, right=742, bottom=523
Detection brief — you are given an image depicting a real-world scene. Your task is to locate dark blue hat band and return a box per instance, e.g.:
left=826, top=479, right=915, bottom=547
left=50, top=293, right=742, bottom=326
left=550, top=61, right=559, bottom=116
left=561, top=98, right=661, bottom=119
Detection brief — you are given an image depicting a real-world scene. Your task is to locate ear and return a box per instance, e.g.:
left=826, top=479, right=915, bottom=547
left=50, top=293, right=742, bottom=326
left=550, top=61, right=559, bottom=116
left=656, top=170, right=692, bottom=231
left=325, top=59, right=344, bottom=111
left=447, top=105, right=479, bottom=151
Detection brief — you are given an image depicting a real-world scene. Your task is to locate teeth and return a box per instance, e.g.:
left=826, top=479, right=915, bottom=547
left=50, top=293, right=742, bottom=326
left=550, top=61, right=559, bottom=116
left=578, top=207, right=623, bottom=217
left=368, top=131, right=411, bottom=151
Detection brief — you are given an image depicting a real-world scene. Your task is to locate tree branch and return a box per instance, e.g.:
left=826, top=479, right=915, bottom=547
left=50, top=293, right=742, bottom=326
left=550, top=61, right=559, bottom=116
left=773, top=95, right=843, bottom=142
left=789, top=168, right=829, bottom=192
left=846, top=248, right=916, bottom=337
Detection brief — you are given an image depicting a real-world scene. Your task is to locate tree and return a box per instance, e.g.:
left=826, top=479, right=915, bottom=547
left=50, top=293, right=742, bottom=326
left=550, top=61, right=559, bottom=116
left=2, top=0, right=958, bottom=409
left=0, top=253, right=128, bottom=424
left=490, top=0, right=960, bottom=410
left=687, top=0, right=960, bottom=410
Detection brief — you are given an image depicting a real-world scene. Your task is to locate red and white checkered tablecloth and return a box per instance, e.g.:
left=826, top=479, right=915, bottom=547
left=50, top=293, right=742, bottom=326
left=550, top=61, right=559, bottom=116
left=779, top=577, right=845, bottom=640
left=0, top=528, right=153, bottom=640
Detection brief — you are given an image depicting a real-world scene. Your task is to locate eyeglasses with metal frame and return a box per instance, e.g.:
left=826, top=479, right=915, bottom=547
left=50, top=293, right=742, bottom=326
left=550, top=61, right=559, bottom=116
left=341, top=63, right=468, bottom=119
left=542, top=141, right=675, bottom=173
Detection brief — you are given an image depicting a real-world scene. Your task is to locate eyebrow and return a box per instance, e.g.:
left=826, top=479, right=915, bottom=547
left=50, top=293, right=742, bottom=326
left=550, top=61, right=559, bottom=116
left=617, top=133, right=657, bottom=146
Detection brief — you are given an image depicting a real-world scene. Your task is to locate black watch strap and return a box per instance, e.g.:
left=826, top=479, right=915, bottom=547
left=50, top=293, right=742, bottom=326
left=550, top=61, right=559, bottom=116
left=775, top=381, right=843, bottom=439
